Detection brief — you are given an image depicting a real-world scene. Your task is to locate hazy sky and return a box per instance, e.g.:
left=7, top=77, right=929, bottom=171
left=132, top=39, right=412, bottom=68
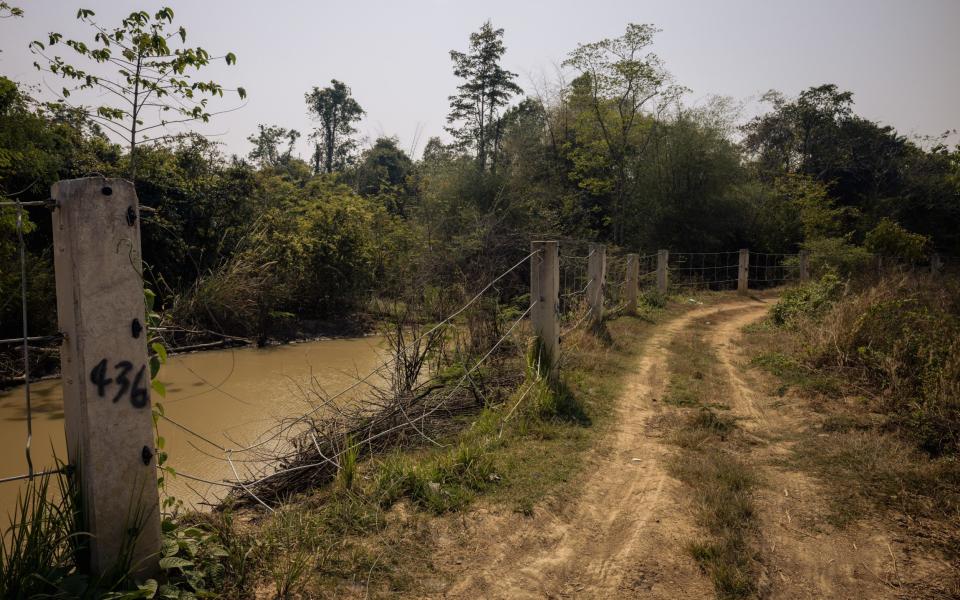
left=2, top=0, right=958, bottom=158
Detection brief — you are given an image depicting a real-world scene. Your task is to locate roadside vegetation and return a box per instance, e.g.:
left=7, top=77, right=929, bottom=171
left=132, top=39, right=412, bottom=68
left=744, top=268, right=960, bottom=568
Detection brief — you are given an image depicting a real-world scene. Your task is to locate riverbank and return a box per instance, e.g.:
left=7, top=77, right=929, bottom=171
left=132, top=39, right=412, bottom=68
left=179, top=293, right=737, bottom=597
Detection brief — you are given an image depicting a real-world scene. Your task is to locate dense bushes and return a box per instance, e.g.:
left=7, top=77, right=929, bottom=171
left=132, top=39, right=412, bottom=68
left=773, top=273, right=960, bottom=455
left=169, top=176, right=414, bottom=339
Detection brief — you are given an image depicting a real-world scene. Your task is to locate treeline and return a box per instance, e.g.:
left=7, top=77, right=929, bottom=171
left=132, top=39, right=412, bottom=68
left=1, top=17, right=958, bottom=345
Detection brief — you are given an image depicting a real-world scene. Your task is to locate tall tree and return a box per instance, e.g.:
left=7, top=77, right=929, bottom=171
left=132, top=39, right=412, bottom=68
left=563, top=23, right=684, bottom=243
left=446, top=20, right=522, bottom=172
left=305, top=80, right=364, bottom=174
left=30, top=6, right=245, bottom=180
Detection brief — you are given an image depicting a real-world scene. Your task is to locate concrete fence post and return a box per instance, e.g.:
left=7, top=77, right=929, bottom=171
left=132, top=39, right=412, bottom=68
left=738, top=248, right=750, bottom=294
left=931, top=253, right=943, bottom=277
left=625, top=253, right=639, bottom=314
left=656, top=249, right=669, bottom=293
left=587, top=243, right=606, bottom=324
left=799, top=250, right=810, bottom=283
left=530, top=241, right=559, bottom=379
left=52, top=178, right=161, bottom=577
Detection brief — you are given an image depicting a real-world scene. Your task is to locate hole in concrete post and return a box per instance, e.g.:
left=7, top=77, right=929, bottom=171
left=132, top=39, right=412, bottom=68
left=101, top=186, right=112, bottom=196
left=126, top=206, right=137, bottom=226
left=141, top=446, right=153, bottom=465
left=131, top=318, right=142, bottom=339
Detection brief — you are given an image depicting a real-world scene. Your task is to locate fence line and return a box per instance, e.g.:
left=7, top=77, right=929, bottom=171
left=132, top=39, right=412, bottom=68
left=3, top=240, right=947, bottom=488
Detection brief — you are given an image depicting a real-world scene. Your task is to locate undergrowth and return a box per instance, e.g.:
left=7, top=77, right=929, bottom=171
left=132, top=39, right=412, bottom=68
left=746, top=271, right=960, bottom=558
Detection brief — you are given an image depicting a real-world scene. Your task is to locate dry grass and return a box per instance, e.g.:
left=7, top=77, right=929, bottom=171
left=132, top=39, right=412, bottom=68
left=662, top=316, right=761, bottom=599
left=743, top=275, right=960, bottom=560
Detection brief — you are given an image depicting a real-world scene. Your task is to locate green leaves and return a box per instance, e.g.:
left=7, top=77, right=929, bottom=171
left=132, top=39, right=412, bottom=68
left=31, top=5, right=245, bottom=179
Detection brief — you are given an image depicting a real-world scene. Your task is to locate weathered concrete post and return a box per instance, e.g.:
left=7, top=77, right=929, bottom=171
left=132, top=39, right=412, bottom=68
left=738, top=249, right=750, bottom=294
left=931, top=253, right=943, bottom=277
left=799, top=250, right=810, bottom=283
left=656, top=249, right=669, bottom=293
left=625, top=253, right=639, bottom=314
left=587, top=243, right=606, bottom=324
left=52, top=178, right=161, bottom=577
left=530, top=241, right=559, bottom=379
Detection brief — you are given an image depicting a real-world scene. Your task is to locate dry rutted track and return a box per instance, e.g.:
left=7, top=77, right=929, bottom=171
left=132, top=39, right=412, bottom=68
left=445, top=299, right=763, bottom=599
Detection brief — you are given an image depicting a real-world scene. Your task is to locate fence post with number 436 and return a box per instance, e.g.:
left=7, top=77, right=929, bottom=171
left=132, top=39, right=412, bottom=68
left=52, top=177, right=161, bottom=577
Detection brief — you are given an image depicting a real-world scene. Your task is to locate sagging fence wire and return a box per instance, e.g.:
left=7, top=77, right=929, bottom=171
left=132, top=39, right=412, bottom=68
left=213, top=300, right=540, bottom=507
left=155, top=254, right=543, bottom=505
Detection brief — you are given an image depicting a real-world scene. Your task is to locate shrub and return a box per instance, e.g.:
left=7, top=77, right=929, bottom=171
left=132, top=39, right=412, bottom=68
left=807, top=275, right=960, bottom=454
left=770, top=273, right=841, bottom=326
left=864, top=218, right=930, bottom=262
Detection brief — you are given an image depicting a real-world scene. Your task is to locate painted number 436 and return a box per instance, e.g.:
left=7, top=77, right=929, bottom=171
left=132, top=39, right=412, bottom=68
left=89, top=359, right=149, bottom=408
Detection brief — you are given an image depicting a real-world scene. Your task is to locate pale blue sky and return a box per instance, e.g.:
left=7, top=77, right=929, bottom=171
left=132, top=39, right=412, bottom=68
left=2, top=0, right=958, bottom=158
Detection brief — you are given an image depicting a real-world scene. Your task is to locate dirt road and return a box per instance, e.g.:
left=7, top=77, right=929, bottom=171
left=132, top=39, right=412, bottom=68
left=436, top=297, right=952, bottom=599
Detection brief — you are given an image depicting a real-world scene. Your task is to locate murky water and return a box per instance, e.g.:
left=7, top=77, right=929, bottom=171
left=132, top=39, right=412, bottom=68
left=0, top=336, right=385, bottom=516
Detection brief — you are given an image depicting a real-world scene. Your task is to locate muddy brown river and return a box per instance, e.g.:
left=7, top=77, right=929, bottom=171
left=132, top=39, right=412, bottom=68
left=0, top=336, right=385, bottom=517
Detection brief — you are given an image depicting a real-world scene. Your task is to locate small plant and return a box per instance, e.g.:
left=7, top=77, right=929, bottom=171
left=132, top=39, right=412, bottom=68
left=337, top=437, right=359, bottom=491
left=0, top=465, right=82, bottom=599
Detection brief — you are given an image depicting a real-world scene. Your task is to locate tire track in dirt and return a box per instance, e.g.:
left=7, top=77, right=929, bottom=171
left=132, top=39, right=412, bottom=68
left=705, top=302, right=953, bottom=599
left=443, top=299, right=762, bottom=599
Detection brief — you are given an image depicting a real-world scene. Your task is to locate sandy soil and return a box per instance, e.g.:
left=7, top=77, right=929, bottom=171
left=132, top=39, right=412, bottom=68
left=421, top=297, right=954, bottom=599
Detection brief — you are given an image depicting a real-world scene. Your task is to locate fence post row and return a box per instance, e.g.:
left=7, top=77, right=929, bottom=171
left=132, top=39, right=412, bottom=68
left=625, top=253, right=639, bottom=313
left=530, top=241, right=559, bottom=379
left=799, top=250, right=810, bottom=283
left=656, top=249, right=669, bottom=293
left=52, top=177, right=161, bottom=577
left=587, top=243, right=606, bottom=324
left=738, top=249, right=750, bottom=294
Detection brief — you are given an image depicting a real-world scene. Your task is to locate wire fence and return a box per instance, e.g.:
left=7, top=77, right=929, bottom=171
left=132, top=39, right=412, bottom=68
left=669, top=251, right=741, bottom=289
left=1, top=222, right=956, bottom=513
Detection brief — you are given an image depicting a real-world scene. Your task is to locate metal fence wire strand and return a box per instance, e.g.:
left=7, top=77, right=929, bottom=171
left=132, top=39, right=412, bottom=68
left=16, top=201, right=35, bottom=478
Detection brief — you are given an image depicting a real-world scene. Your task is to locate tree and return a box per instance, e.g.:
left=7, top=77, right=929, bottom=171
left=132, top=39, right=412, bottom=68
left=30, top=6, right=245, bottom=179
left=446, top=20, right=523, bottom=172
left=247, top=124, right=300, bottom=169
left=354, top=137, right=414, bottom=214
left=305, top=80, right=364, bottom=174
left=563, top=23, right=685, bottom=243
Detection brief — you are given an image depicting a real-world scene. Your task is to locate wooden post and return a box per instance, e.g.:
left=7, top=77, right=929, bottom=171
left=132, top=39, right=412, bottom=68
left=799, top=250, right=810, bottom=283
left=738, top=249, right=750, bottom=294
left=625, top=253, right=639, bottom=314
left=587, top=243, right=606, bottom=324
left=931, top=253, right=943, bottom=277
left=530, top=241, right=559, bottom=379
left=656, top=249, right=669, bottom=293
left=52, top=178, right=161, bottom=577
